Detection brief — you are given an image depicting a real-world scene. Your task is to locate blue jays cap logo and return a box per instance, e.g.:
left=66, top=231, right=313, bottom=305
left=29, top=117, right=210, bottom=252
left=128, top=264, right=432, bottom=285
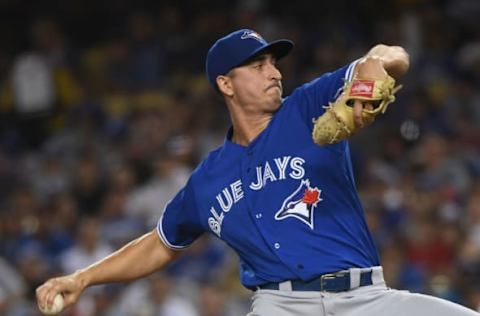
left=275, top=179, right=322, bottom=229
left=240, top=30, right=267, bottom=44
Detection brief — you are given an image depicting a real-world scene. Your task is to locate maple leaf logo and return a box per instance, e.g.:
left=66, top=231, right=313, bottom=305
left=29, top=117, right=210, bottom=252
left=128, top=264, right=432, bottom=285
left=302, top=189, right=320, bottom=205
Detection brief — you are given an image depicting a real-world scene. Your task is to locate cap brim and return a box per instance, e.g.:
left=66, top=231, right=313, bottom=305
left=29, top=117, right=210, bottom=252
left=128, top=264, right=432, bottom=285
left=259, top=39, right=294, bottom=60
left=237, top=39, right=294, bottom=67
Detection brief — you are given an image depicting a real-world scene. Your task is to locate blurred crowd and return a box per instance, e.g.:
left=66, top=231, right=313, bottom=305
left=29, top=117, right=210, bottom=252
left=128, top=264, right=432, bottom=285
left=0, top=0, right=479, bottom=315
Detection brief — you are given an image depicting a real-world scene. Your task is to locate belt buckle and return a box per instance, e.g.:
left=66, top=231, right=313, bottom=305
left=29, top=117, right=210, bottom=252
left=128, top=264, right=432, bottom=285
left=320, top=272, right=347, bottom=291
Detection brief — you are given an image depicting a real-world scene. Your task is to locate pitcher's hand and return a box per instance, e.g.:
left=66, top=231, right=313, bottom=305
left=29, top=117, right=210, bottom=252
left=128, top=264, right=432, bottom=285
left=36, top=274, right=86, bottom=314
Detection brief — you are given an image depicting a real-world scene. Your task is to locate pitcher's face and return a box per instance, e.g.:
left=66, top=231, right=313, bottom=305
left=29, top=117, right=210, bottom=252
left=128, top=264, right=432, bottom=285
left=228, top=53, right=283, bottom=112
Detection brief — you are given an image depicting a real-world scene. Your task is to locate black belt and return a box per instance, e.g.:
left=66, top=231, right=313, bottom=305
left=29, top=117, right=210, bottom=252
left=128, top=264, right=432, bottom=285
left=255, top=270, right=373, bottom=292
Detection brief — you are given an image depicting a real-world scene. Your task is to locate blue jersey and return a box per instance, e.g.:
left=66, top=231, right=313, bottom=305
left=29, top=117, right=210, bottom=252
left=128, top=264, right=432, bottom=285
left=157, top=61, right=380, bottom=289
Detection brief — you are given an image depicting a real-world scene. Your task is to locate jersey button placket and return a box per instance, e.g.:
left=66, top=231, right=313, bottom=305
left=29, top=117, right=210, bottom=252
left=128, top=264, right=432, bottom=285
left=274, top=242, right=280, bottom=249
left=246, top=150, right=253, bottom=173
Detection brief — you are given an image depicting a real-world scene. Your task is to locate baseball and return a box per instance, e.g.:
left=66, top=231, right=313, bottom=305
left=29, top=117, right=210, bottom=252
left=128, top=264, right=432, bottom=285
left=40, top=293, right=65, bottom=315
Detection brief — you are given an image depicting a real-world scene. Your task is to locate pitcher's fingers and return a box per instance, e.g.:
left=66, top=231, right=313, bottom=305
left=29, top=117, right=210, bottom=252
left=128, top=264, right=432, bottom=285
left=63, top=292, right=78, bottom=307
left=40, top=279, right=62, bottom=310
left=353, top=100, right=364, bottom=128
left=36, top=282, right=55, bottom=310
left=364, top=103, right=374, bottom=111
left=36, top=284, right=47, bottom=309
left=44, top=285, right=58, bottom=310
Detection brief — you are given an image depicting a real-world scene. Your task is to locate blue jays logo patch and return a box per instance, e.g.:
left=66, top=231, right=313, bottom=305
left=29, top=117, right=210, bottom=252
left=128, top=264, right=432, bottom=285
left=241, top=30, right=267, bottom=44
left=275, top=179, right=322, bottom=229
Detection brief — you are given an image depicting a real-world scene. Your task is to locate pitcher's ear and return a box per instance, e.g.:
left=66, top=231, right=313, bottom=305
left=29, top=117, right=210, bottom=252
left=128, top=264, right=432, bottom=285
left=216, top=75, right=234, bottom=97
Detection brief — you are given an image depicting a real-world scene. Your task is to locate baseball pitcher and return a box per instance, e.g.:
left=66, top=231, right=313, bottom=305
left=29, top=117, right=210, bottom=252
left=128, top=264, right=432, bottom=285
left=36, top=29, right=479, bottom=316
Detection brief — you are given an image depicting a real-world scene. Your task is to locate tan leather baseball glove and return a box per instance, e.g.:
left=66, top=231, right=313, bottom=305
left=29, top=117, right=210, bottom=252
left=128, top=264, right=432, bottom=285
left=312, top=69, right=402, bottom=146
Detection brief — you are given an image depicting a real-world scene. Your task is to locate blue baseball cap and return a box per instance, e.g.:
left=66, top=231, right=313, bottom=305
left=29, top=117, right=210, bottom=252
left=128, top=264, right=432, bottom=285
left=205, top=29, right=294, bottom=91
